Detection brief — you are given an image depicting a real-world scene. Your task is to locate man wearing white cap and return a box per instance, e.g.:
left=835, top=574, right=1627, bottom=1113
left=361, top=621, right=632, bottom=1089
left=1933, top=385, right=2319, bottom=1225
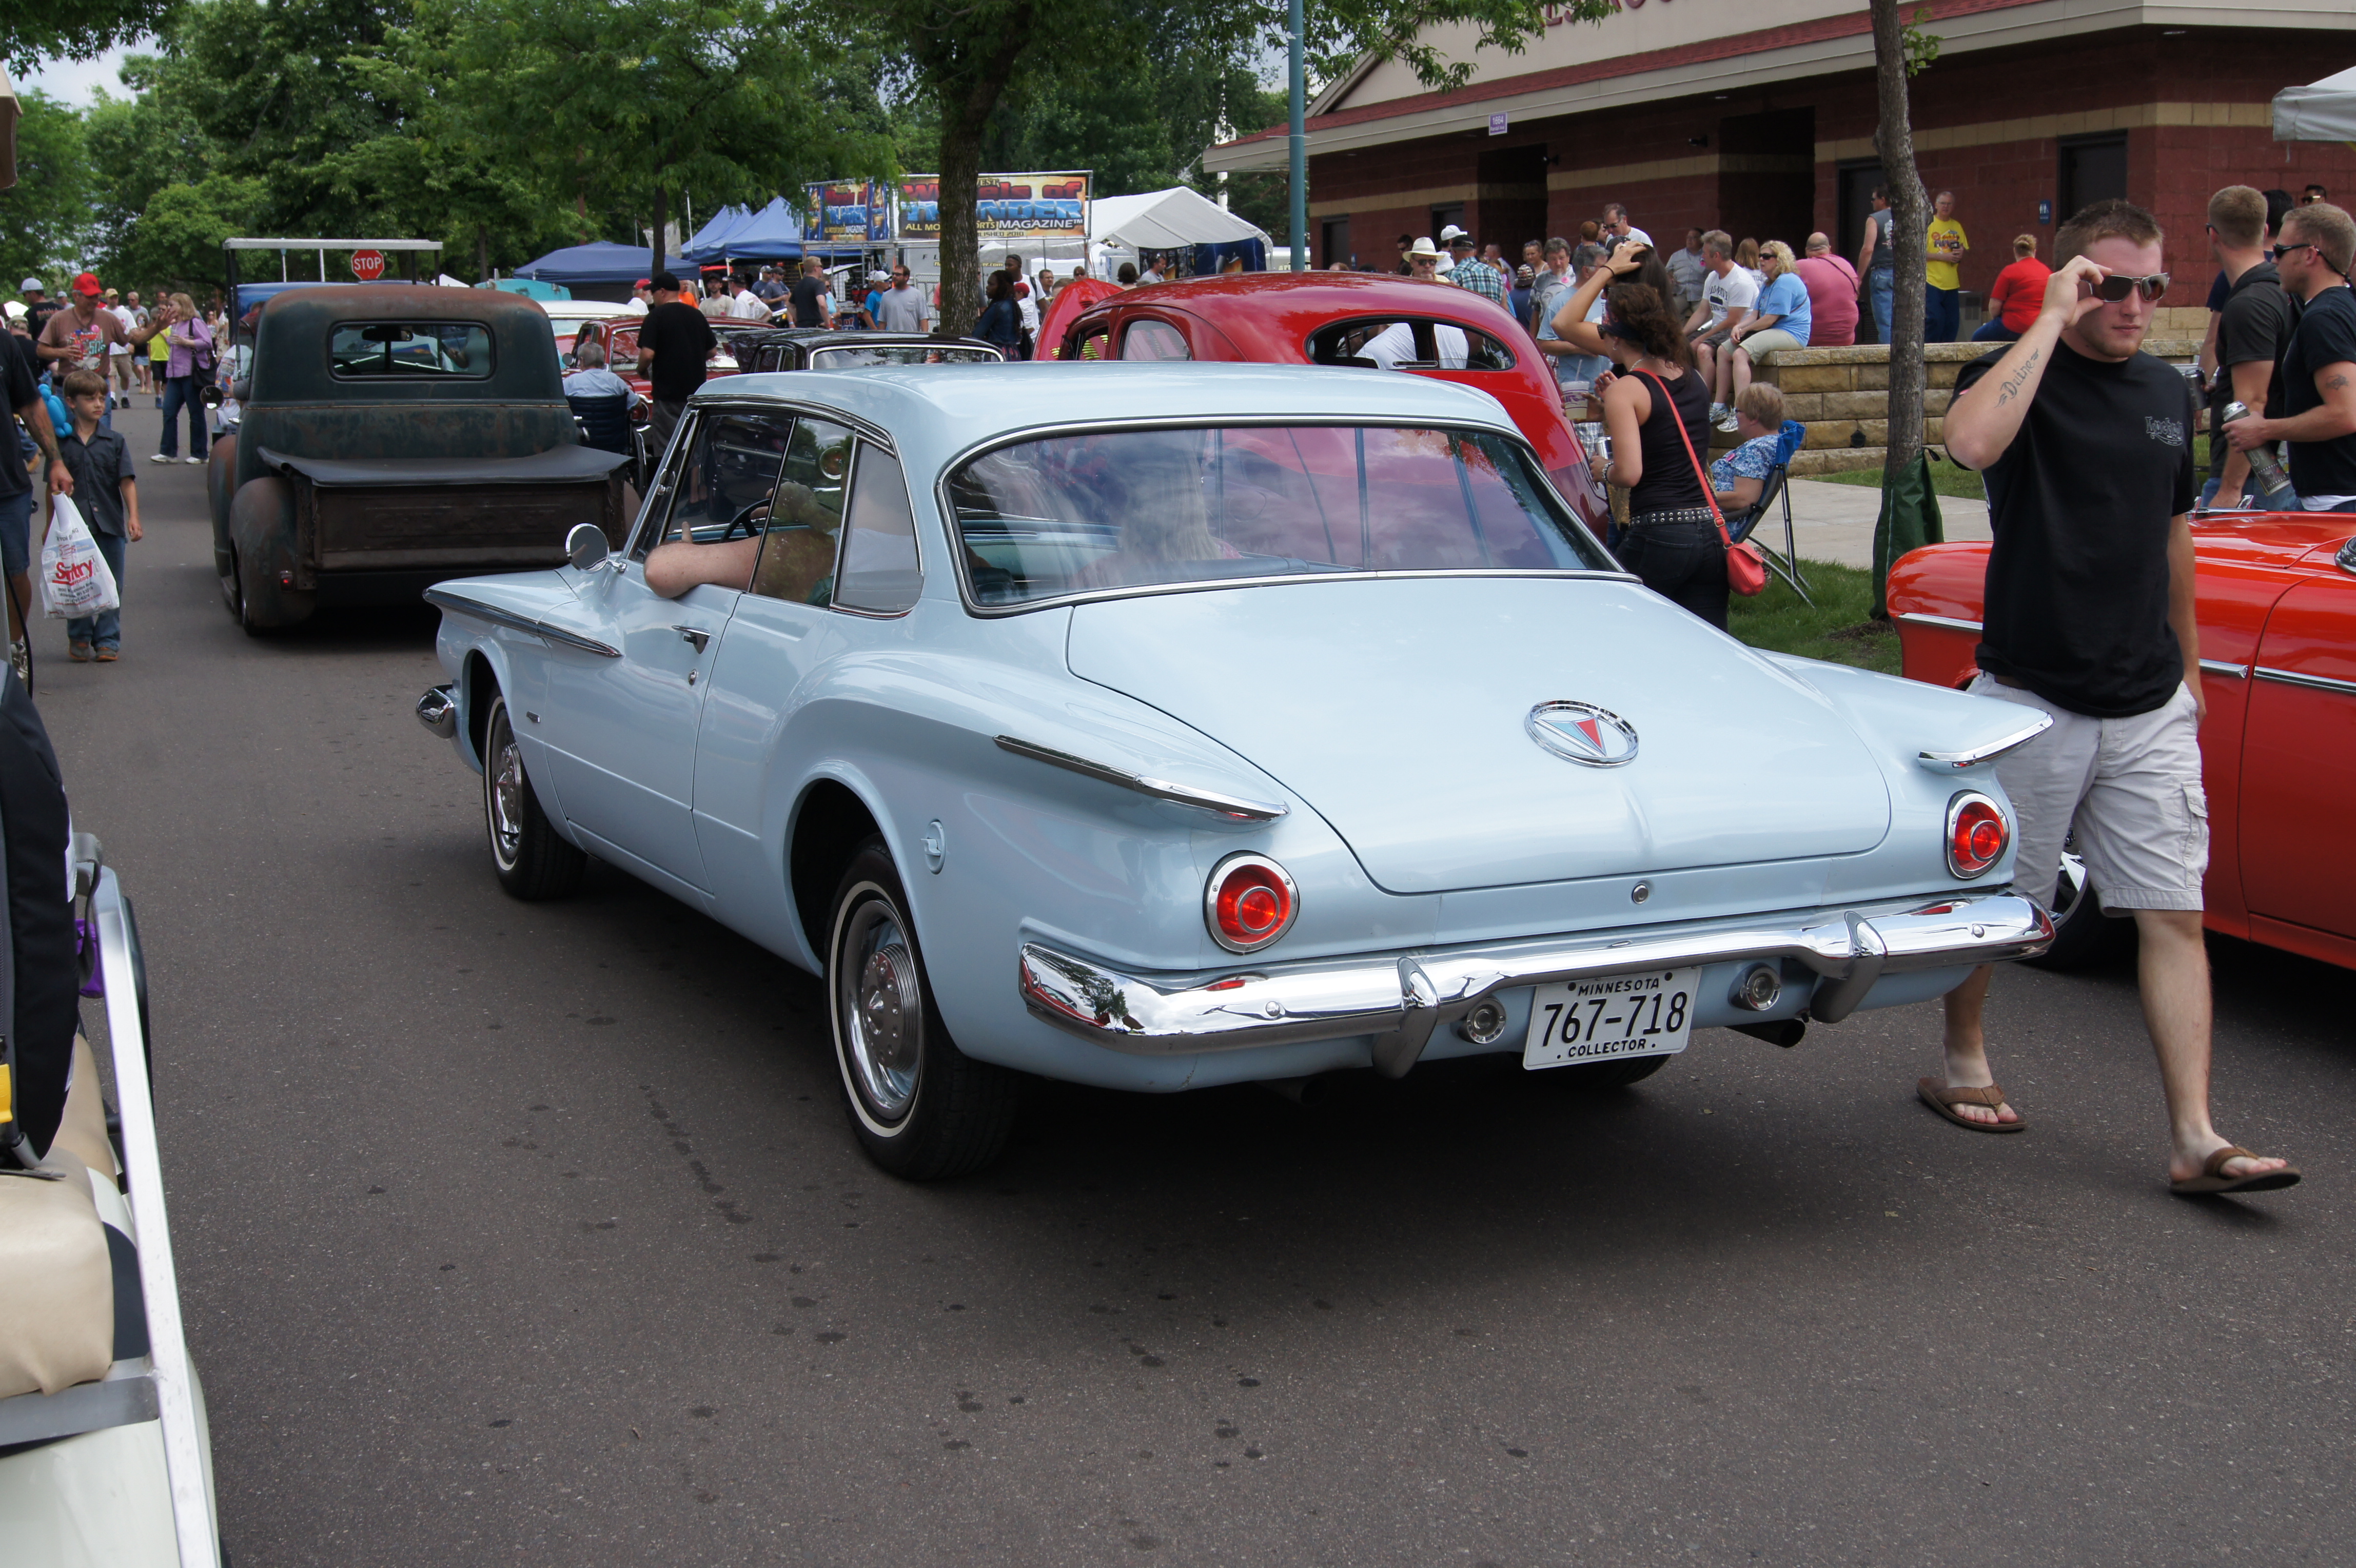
left=18, top=279, right=60, bottom=340
left=1436, top=224, right=1465, bottom=275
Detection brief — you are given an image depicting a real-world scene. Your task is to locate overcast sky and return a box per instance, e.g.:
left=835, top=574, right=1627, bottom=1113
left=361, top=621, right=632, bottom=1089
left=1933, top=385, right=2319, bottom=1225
left=20, top=44, right=141, bottom=107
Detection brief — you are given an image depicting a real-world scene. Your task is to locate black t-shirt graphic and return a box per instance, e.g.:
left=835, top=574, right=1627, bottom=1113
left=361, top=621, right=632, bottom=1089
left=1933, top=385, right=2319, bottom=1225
left=2274, top=285, right=2356, bottom=499
left=789, top=275, right=830, bottom=328
left=1957, top=340, right=2195, bottom=718
left=636, top=302, right=715, bottom=404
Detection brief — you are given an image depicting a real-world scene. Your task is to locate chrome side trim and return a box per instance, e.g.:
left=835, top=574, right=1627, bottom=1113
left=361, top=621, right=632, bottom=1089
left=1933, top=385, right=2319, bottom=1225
left=1017, top=892, right=2054, bottom=1060
left=1916, top=713, right=2052, bottom=771
left=424, top=587, right=621, bottom=658
left=416, top=683, right=458, bottom=738
left=2254, top=664, right=2356, bottom=696
left=2198, top=658, right=2248, bottom=679
left=995, top=735, right=1287, bottom=821
left=1895, top=611, right=1984, bottom=634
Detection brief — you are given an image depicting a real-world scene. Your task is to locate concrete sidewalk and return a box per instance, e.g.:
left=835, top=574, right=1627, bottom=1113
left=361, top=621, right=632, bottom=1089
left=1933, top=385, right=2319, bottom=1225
left=1766, top=476, right=1991, bottom=569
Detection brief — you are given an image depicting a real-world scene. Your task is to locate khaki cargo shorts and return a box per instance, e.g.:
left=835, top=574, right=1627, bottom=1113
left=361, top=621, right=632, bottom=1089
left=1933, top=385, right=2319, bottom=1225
left=1970, top=675, right=2208, bottom=914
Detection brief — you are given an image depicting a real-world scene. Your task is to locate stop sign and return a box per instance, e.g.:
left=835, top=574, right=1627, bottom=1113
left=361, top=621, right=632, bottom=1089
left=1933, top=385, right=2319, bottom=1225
left=350, top=249, right=386, bottom=281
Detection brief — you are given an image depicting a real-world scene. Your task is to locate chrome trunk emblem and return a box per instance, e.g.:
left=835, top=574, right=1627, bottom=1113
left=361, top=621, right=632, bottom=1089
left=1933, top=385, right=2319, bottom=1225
left=1527, top=700, right=1640, bottom=767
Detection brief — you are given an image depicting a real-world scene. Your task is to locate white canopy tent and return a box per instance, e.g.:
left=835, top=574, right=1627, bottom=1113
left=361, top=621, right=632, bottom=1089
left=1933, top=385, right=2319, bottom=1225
left=2274, top=66, right=2356, bottom=142
left=1090, top=186, right=1270, bottom=252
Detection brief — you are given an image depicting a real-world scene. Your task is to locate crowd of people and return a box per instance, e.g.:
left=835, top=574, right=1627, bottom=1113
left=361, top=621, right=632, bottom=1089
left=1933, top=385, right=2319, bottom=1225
left=2, top=269, right=232, bottom=673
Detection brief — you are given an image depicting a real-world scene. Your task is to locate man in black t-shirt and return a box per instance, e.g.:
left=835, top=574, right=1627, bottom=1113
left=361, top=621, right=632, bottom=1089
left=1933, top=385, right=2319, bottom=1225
left=789, top=258, right=832, bottom=328
left=633, top=272, right=716, bottom=458
left=1925, top=198, right=2297, bottom=1194
left=2199, top=185, right=2293, bottom=507
left=2224, top=201, right=2356, bottom=511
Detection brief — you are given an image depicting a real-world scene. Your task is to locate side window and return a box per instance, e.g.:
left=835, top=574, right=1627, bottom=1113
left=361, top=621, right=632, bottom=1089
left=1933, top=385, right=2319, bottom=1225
left=1120, top=320, right=1191, bottom=361
left=1062, top=321, right=1110, bottom=361
left=652, top=411, right=796, bottom=557
left=1308, top=319, right=1516, bottom=371
left=832, top=446, right=922, bottom=616
left=750, top=417, right=854, bottom=605
left=630, top=411, right=699, bottom=559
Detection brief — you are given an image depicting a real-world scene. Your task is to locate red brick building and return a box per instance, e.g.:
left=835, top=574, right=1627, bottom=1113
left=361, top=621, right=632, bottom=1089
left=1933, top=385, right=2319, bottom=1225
left=1205, top=0, right=2356, bottom=331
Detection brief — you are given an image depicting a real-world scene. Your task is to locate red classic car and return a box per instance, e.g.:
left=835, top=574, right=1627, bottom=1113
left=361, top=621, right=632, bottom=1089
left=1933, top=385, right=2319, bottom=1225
left=1054, top=273, right=1607, bottom=530
left=594, top=321, right=739, bottom=400
left=1889, top=513, right=2356, bottom=970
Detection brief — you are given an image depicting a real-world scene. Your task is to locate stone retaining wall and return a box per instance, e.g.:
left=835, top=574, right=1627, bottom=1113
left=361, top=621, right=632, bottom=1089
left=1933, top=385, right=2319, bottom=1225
left=1735, top=339, right=2200, bottom=476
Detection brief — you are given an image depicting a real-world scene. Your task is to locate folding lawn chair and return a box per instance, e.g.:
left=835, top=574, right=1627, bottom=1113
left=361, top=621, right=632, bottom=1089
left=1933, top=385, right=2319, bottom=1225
left=1725, top=419, right=1811, bottom=604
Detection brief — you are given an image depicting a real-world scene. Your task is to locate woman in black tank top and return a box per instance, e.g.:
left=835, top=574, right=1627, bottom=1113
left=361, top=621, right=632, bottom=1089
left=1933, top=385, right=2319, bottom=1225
left=1582, top=269, right=1729, bottom=628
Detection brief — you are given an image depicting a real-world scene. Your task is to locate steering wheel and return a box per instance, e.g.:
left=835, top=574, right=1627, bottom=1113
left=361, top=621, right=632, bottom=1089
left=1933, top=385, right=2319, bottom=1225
left=715, top=500, right=770, bottom=542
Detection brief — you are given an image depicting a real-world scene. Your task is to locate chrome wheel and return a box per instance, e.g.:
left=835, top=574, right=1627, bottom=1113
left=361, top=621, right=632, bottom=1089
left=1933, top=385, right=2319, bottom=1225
left=837, top=893, right=921, bottom=1122
left=478, top=691, right=586, bottom=901
left=487, top=709, right=525, bottom=871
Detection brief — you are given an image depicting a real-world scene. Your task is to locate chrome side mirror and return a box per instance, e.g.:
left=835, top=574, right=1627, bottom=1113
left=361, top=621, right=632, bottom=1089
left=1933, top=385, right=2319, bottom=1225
left=2337, top=536, right=2356, bottom=578
left=565, top=522, right=613, bottom=572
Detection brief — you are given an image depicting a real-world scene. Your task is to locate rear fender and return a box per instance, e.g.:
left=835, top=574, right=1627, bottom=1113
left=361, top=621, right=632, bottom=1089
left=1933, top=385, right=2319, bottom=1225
left=206, top=434, right=238, bottom=576
left=228, top=475, right=313, bottom=628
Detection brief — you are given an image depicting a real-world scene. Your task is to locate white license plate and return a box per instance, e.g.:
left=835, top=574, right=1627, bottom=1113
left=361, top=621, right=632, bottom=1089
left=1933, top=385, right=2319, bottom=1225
left=1522, top=968, right=1699, bottom=1069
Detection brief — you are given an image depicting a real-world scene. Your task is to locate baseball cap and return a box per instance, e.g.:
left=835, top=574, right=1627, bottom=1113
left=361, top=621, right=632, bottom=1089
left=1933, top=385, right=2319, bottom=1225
left=1439, top=224, right=1467, bottom=244
left=3, top=302, right=23, bottom=320
left=71, top=272, right=102, bottom=297
left=1447, top=232, right=1475, bottom=251
left=18, top=277, right=41, bottom=293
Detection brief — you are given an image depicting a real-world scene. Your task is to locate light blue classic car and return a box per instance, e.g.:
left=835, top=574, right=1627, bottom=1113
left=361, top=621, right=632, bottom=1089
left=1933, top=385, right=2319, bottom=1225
left=418, top=364, right=2053, bottom=1178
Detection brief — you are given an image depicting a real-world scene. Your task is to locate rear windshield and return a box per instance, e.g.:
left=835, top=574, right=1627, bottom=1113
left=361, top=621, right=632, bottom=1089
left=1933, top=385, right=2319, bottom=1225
left=949, top=424, right=1610, bottom=608
left=329, top=322, right=494, bottom=379
left=812, top=344, right=1003, bottom=368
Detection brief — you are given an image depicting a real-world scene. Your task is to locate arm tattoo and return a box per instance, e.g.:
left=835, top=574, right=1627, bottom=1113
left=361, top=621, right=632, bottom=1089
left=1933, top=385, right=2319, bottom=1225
left=2327, top=372, right=2351, bottom=391
left=1994, top=348, right=2042, bottom=405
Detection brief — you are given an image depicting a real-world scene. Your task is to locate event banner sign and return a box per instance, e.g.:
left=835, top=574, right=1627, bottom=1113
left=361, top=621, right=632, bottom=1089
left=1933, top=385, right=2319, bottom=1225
left=895, top=172, right=1091, bottom=243
left=805, top=181, right=891, bottom=245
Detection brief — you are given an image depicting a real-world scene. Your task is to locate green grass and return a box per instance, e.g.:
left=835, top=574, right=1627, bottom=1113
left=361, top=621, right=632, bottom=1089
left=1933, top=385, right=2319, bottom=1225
left=1811, top=437, right=2214, bottom=501
left=1812, top=452, right=1989, bottom=501
left=1726, top=558, right=1902, bottom=675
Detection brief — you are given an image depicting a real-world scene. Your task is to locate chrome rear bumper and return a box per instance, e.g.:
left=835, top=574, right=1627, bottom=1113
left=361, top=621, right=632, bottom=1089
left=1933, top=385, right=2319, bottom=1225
left=1018, top=891, right=2052, bottom=1075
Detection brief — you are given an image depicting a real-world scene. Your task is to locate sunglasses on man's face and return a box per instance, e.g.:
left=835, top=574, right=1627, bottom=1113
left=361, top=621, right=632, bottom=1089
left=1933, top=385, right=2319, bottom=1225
left=2085, top=271, right=2170, bottom=303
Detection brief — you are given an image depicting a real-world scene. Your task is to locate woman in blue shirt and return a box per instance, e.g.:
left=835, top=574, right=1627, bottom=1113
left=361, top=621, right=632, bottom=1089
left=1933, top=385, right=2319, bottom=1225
left=1716, top=240, right=1812, bottom=432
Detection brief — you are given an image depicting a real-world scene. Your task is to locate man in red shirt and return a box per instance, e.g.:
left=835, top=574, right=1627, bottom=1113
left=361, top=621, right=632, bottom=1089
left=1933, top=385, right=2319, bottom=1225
left=1972, top=235, right=2052, bottom=342
left=1794, top=233, right=1859, bottom=347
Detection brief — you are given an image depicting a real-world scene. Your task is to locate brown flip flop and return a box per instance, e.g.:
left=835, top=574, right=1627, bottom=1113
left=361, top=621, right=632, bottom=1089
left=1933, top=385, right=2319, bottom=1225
left=2171, top=1145, right=2301, bottom=1195
left=1916, top=1077, right=2026, bottom=1133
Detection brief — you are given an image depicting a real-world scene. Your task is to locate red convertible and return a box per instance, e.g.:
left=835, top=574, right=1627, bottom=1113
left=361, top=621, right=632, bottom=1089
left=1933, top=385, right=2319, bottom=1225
left=1889, top=513, right=2356, bottom=970
left=1055, top=273, right=1607, bottom=531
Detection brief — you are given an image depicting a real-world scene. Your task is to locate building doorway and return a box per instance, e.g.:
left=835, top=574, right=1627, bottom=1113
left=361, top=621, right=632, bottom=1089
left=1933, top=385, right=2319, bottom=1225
left=1430, top=201, right=1465, bottom=245
left=2057, top=133, right=2128, bottom=225
left=1837, top=159, right=1886, bottom=342
left=1321, top=217, right=1351, bottom=269
left=1716, top=108, right=1816, bottom=254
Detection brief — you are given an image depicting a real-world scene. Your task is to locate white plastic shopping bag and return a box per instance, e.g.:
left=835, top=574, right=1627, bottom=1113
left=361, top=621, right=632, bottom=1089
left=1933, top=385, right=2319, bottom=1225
left=40, top=495, right=119, bottom=621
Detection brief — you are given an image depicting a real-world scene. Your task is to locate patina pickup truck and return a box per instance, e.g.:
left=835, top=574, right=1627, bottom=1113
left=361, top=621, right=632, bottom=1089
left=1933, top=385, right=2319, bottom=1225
left=208, top=285, right=633, bottom=632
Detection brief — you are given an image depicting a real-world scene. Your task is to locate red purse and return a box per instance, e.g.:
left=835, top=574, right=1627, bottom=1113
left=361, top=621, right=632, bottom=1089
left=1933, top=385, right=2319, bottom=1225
left=1637, top=371, right=1769, bottom=597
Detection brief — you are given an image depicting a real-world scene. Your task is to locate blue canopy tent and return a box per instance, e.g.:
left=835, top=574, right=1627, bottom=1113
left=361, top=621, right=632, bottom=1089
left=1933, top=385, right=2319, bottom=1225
left=691, top=196, right=869, bottom=264
left=681, top=204, right=756, bottom=263
left=513, top=241, right=683, bottom=302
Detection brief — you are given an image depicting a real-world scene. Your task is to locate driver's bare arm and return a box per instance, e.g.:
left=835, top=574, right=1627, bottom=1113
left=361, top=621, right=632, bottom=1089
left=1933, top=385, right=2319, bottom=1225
left=644, top=536, right=760, bottom=598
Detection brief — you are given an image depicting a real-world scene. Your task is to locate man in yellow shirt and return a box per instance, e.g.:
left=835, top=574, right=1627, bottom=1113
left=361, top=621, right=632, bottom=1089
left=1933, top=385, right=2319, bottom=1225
left=1926, top=188, right=1969, bottom=342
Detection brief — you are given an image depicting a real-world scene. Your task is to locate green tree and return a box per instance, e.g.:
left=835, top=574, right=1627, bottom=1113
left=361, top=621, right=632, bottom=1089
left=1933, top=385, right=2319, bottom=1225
left=0, top=90, right=96, bottom=287
left=4, top=0, right=180, bottom=74
left=84, top=55, right=224, bottom=263
left=109, top=174, right=269, bottom=293
left=409, top=0, right=899, bottom=276
left=847, top=1, right=1612, bottom=332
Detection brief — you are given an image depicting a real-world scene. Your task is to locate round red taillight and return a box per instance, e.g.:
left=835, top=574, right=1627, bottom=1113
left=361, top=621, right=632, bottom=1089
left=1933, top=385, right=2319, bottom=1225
left=1206, top=854, right=1297, bottom=953
left=1947, top=793, right=2008, bottom=878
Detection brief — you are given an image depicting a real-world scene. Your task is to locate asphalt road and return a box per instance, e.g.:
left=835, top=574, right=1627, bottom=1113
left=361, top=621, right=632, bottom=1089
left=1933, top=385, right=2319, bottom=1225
left=41, top=404, right=2356, bottom=1566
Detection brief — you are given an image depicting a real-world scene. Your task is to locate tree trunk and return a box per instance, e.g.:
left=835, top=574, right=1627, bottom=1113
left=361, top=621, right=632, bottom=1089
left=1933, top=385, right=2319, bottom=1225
left=651, top=184, right=668, bottom=282
left=927, top=13, right=1034, bottom=338
left=1872, top=0, right=1929, bottom=484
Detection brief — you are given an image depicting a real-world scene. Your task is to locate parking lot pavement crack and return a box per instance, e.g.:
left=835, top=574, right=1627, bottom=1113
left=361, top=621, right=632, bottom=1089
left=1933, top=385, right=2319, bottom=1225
left=639, top=1083, right=753, bottom=1227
